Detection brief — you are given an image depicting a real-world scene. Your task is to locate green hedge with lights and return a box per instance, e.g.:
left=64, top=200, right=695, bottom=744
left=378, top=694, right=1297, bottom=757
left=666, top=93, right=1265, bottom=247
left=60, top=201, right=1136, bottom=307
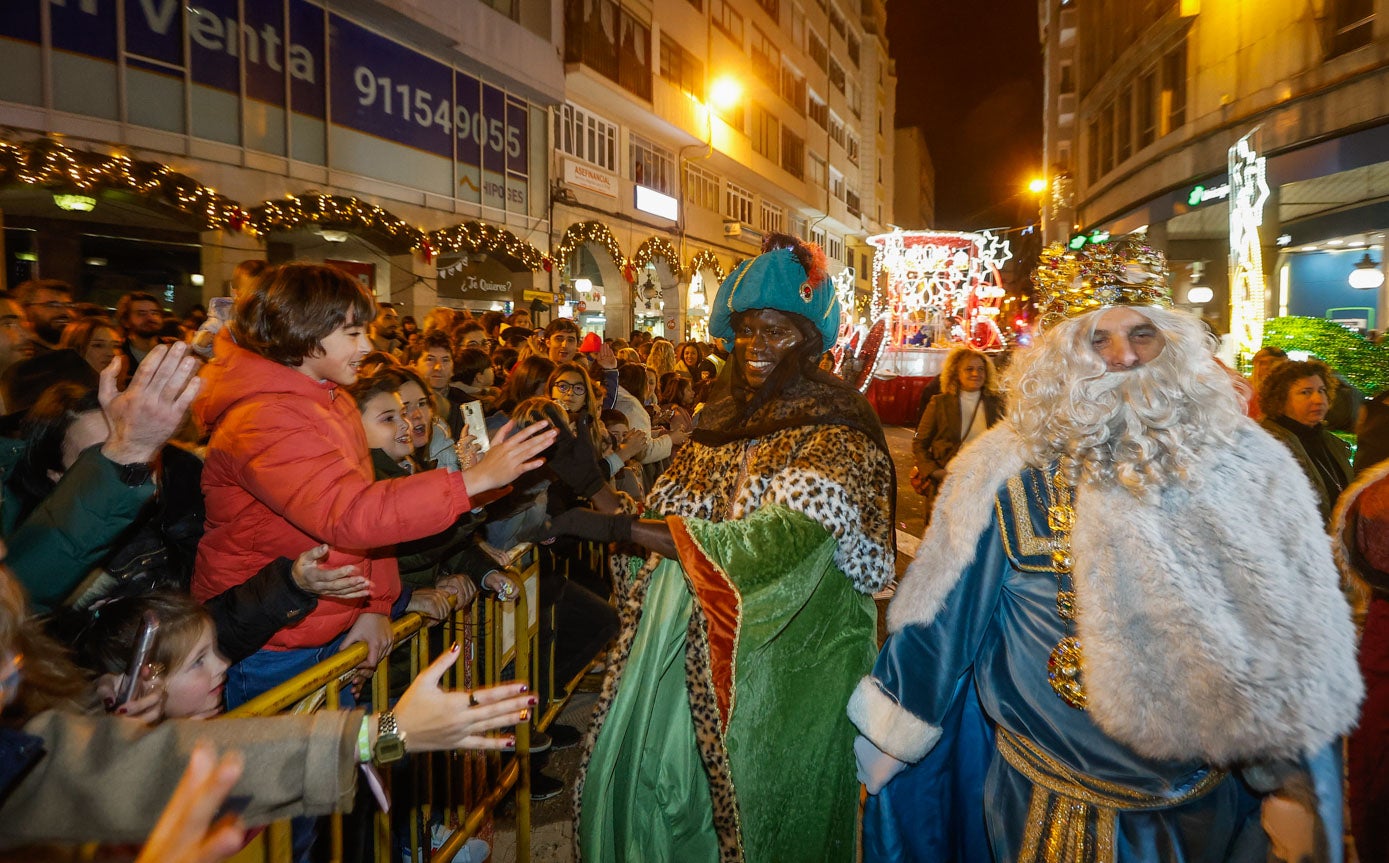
left=1263, top=316, right=1389, bottom=395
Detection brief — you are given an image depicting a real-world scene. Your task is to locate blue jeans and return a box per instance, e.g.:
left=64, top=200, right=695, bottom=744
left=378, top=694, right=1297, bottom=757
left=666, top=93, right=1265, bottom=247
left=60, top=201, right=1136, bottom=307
left=224, top=634, right=351, bottom=710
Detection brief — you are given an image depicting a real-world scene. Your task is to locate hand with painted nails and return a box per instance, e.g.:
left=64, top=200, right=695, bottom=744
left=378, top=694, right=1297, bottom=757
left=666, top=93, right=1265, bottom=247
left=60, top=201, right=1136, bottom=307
left=393, top=644, right=533, bottom=752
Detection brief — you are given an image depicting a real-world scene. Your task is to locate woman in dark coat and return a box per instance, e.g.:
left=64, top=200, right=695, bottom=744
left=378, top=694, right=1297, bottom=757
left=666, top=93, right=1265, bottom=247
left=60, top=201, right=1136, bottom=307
left=1258, top=358, right=1353, bottom=525
left=911, top=346, right=1004, bottom=514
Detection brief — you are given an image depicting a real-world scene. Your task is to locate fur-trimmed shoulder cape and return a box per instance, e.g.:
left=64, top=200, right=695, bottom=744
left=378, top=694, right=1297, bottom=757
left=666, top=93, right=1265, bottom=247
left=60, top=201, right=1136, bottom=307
left=879, top=419, right=1362, bottom=764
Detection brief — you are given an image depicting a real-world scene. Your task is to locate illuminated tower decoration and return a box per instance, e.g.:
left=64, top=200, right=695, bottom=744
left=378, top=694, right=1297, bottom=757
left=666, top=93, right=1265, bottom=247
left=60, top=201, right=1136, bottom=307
left=865, top=229, right=1013, bottom=348
left=1228, top=130, right=1270, bottom=363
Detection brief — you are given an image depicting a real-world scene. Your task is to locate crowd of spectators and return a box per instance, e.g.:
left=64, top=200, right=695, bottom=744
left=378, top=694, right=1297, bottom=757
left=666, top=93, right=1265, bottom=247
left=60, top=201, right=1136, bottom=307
left=0, top=262, right=730, bottom=858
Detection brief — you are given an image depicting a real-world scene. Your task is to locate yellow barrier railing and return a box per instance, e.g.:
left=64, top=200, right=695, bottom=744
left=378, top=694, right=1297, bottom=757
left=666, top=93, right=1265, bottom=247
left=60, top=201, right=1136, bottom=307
left=223, top=543, right=543, bottom=863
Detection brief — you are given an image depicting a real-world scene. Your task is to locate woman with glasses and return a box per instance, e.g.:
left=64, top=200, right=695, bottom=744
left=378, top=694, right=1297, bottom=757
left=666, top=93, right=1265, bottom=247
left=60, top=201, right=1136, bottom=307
left=548, top=363, right=646, bottom=498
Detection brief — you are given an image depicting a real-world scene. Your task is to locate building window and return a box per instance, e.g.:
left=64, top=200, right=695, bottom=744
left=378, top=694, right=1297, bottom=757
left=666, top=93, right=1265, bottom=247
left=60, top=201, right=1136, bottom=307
left=828, top=3, right=845, bottom=37
left=478, top=0, right=520, bottom=21
left=810, top=225, right=826, bottom=248
left=826, top=233, right=843, bottom=262
left=781, top=127, right=805, bottom=178
left=781, top=60, right=806, bottom=114
left=846, top=131, right=860, bottom=165
left=1136, top=71, right=1156, bottom=148
left=847, top=80, right=862, bottom=118
left=564, top=0, right=652, bottom=100
left=725, top=181, right=754, bottom=223
left=808, top=29, right=828, bottom=70
left=751, top=26, right=780, bottom=89
left=712, top=0, right=744, bottom=44
left=1086, top=118, right=1100, bottom=184
left=660, top=32, right=705, bottom=100
left=789, top=214, right=808, bottom=238
left=685, top=0, right=703, bottom=9
left=808, top=151, right=827, bottom=187
left=828, top=111, right=846, bottom=148
left=685, top=162, right=721, bottom=211
left=846, top=184, right=861, bottom=218
left=1160, top=45, right=1186, bottom=135
left=757, top=0, right=780, bottom=19
left=751, top=104, right=780, bottom=162
left=829, top=166, right=845, bottom=201
left=1330, top=0, right=1375, bottom=56
left=1099, top=101, right=1114, bottom=176
left=557, top=103, right=618, bottom=172
left=789, top=3, right=805, bottom=46
left=1116, top=91, right=1131, bottom=164
left=808, top=90, right=828, bottom=128
left=848, top=33, right=861, bottom=66
left=829, top=58, right=846, bottom=94
left=760, top=199, right=785, bottom=234
left=1059, top=61, right=1075, bottom=94
left=630, top=132, right=675, bottom=195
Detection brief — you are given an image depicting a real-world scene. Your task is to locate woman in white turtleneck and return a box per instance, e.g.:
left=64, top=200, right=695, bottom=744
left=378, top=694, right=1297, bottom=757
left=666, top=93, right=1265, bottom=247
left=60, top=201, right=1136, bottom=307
left=912, top=346, right=1004, bottom=517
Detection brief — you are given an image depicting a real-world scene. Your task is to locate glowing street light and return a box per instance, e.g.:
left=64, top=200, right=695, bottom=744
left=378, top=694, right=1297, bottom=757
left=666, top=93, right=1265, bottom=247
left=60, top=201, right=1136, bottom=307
left=710, top=76, right=743, bottom=112
left=1028, top=177, right=1048, bottom=195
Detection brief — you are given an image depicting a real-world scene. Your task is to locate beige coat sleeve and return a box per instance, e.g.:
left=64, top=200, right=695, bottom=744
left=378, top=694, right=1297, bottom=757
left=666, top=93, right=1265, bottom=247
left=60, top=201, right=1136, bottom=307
left=0, top=708, right=362, bottom=847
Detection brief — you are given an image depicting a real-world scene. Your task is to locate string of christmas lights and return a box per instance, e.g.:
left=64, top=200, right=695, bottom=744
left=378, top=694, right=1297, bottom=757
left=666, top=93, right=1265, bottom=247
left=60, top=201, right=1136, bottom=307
left=555, top=221, right=627, bottom=276
left=0, top=137, right=247, bottom=230
left=687, top=249, right=727, bottom=283
left=633, top=237, right=682, bottom=280
left=428, top=221, right=546, bottom=271
left=248, top=194, right=425, bottom=251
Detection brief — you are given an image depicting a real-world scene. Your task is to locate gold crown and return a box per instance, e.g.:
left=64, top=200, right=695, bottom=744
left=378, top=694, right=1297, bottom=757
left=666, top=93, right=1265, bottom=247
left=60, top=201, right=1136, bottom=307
left=1034, top=237, right=1172, bottom=329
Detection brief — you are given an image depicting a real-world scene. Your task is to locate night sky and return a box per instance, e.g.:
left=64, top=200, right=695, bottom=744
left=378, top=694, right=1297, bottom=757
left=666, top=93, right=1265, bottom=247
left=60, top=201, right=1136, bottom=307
left=888, top=0, right=1045, bottom=231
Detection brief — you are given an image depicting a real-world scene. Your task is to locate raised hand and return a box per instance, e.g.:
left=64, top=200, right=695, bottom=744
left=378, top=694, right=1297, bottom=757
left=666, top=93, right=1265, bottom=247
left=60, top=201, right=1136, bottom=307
left=291, top=545, right=369, bottom=599
left=100, top=342, right=202, bottom=467
left=462, top=420, right=556, bottom=497
left=394, top=644, right=534, bottom=751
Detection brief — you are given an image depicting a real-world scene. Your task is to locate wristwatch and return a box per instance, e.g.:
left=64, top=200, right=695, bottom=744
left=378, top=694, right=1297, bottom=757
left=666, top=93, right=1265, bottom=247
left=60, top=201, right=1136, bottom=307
left=373, top=711, right=407, bottom=765
left=113, top=460, right=154, bottom=487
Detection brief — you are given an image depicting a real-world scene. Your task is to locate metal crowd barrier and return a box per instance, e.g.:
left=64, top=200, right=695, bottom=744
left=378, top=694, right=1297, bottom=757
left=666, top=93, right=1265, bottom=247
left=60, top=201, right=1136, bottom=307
left=223, top=543, right=545, bottom=863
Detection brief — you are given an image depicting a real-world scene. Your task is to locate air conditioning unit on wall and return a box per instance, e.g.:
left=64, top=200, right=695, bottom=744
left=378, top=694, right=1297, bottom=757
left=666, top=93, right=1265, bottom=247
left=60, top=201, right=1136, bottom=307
left=723, top=219, right=742, bottom=237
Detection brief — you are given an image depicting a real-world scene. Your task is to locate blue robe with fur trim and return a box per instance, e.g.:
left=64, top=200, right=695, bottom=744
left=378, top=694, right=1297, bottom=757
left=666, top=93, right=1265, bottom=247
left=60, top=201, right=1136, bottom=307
left=855, top=459, right=1351, bottom=863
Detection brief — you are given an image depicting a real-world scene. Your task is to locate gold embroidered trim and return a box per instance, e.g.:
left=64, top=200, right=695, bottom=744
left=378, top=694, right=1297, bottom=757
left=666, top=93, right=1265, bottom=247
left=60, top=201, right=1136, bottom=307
left=999, top=728, right=1227, bottom=863
left=995, top=478, right=1054, bottom=572
left=725, top=261, right=753, bottom=312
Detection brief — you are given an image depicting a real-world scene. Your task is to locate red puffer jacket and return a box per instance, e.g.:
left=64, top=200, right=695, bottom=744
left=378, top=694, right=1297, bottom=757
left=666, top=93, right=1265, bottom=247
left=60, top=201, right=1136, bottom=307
left=192, top=338, right=473, bottom=650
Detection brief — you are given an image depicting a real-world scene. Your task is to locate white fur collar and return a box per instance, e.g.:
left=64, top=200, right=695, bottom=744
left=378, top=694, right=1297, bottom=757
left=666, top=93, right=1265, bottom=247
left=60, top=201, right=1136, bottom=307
left=888, top=420, right=1363, bottom=764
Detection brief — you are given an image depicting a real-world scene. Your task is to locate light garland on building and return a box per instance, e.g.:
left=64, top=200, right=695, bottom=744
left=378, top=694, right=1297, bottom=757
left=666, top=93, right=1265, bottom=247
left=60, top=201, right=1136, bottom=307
left=0, top=136, right=248, bottom=230
left=248, top=194, right=425, bottom=250
left=687, top=249, right=727, bottom=284
left=428, top=221, right=546, bottom=271
left=555, top=221, right=628, bottom=278
left=1228, top=130, right=1270, bottom=364
left=633, top=236, right=682, bottom=279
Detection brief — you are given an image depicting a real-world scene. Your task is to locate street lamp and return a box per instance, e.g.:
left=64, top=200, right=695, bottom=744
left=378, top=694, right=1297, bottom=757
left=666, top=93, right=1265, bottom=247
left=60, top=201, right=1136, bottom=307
left=1028, top=177, right=1048, bottom=195
left=710, top=76, right=743, bottom=113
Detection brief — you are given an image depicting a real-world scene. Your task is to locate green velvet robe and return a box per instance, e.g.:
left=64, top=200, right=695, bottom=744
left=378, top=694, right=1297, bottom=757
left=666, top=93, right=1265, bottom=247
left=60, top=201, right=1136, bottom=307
left=575, top=404, right=896, bottom=863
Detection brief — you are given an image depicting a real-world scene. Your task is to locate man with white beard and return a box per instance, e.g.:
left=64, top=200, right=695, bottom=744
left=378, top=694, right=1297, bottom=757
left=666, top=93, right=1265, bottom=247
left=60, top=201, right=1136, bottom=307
left=849, top=238, right=1364, bottom=863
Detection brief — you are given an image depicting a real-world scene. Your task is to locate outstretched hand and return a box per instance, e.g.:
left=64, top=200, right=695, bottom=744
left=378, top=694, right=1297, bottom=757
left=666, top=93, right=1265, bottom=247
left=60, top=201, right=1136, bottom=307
left=394, top=644, right=534, bottom=751
left=291, top=545, right=369, bottom=599
left=462, top=420, right=557, bottom=498
left=100, top=342, right=202, bottom=467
